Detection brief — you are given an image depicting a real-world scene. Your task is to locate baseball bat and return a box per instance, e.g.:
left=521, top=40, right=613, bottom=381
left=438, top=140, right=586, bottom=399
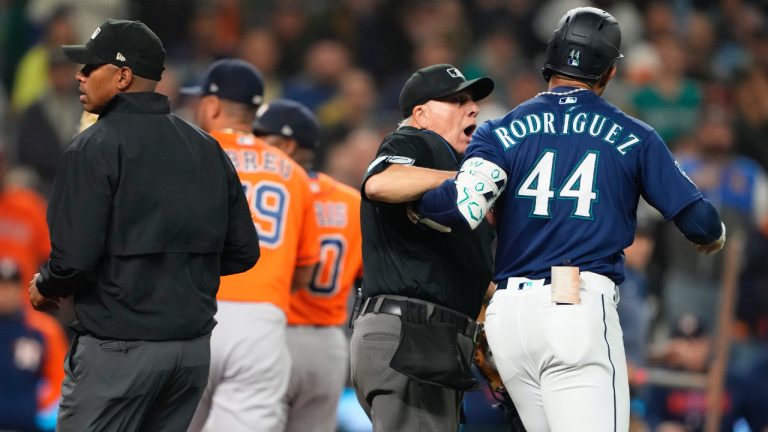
left=704, top=229, right=744, bottom=432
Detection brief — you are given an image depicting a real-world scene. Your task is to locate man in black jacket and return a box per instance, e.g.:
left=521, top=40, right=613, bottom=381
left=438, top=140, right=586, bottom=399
left=28, top=19, right=260, bottom=431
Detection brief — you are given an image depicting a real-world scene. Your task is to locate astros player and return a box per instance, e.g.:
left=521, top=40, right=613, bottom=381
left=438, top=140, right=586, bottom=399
left=0, top=145, right=67, bottom=420
left=253, top=99, right=363, bottom=432
left=182, top=59, right=320, bottom=432
left=0, top=257, right=67, bottom=431
left=416, top=7, right=725, bottom=431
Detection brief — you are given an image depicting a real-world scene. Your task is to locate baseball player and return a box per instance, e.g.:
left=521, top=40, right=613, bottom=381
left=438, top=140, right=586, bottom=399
left=0, top=258, right=67, bottom=431
left=253, top=98, right=363, bottom=432
left=183, top=59, right=321, bottom=432
left=416, top=7, right=726, bottom=431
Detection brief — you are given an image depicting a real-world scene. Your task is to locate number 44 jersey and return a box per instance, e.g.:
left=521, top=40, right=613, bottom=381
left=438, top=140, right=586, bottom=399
left=470, top=87, right=701, bottom=285
left=213, top=130, right=320, bottom=313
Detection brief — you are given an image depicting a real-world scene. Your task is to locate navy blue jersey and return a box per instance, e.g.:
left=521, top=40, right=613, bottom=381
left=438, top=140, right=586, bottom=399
left=468, top=87, right=701, bottom=284
left=0, top=313, right=44, bottom=431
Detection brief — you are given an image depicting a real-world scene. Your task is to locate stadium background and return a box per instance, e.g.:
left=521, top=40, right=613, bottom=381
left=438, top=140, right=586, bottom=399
left=0, top=0, right=767, bottom=431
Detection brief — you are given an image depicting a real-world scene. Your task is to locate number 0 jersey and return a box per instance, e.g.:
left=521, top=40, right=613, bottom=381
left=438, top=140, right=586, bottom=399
left=213, top=129, right=320, bottom=313
left=287, top=172, right=363, bottom=326
left=468, top=87, right=702, bottom=284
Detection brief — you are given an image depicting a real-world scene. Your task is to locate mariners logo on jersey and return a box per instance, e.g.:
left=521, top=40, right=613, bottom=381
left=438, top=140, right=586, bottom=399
left=674, top=160, right=696, bottom=186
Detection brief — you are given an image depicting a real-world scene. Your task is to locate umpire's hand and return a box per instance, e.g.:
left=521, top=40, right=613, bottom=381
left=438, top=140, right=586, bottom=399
left=28, top=273, right=62, bottom=312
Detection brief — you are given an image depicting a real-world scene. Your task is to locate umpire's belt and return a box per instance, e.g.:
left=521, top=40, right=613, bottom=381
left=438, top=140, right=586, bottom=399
left=361, top=295, right=480, bottom=342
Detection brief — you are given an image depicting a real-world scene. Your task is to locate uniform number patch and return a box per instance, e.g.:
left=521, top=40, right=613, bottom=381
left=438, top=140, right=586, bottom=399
left=309, top=234, right=346, bottom=296
left=242, top=180, right=289, bottom=248
left=517, top=150, right=599, bottom=219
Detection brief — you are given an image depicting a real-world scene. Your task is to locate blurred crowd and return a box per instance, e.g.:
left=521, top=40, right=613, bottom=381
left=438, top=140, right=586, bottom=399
left=0, top=0, right=767, bottom=431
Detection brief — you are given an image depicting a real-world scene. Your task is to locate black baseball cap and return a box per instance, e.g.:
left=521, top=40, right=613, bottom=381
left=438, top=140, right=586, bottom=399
left=253, top=99, right=319, bottom=150
left=0, top=258, right=21, bottom=283
left=62, top=19, right=166, bottom=81
left=399, top=64, right=494, bottom=118
left=180, top=58, right=264, bottom=107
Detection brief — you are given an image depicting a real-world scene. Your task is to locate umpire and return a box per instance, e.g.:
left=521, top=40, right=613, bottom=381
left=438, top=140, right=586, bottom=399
left=27, top=19, right=260, bottom=431
left=350, top=64, right=495, bottom=431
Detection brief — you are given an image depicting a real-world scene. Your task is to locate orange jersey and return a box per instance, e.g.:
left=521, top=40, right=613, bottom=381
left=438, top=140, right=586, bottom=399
left=288, top=173, right=362, bottom=326
left=213, top=130, right=320, bottom=313
left=0, top=187, right=50, bottom=286
left=24, top=310, right=67, bottom=409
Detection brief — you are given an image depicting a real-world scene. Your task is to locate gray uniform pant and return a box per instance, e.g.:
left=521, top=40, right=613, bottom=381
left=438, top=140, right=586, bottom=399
left=188, top=302, right=290, bottom=432
left=350, top=312, right=463, bottom=432
left=56, top=333, right=211, bottom=432
left=284, top=325, right=348, bottom=432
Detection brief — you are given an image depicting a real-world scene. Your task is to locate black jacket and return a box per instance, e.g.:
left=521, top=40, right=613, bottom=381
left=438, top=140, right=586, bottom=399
left=37, top=92, right=259, bottom=340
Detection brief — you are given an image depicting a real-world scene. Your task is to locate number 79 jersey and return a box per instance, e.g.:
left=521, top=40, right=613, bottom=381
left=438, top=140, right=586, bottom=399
left=469, top=87, right=702, bottom=284
left=212, top=130, right=320, bottom=313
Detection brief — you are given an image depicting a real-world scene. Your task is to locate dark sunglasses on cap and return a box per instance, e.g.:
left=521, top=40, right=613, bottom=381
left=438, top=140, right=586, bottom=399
left=80, top=63, right=109, bottom=77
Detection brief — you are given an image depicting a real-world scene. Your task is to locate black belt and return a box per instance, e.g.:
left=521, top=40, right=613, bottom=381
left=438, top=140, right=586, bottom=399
left=361, top=296, right=481, bottom=342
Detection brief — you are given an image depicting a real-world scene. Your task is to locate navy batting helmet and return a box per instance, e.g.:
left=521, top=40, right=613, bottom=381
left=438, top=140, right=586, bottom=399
left=542, top=7, right=622, bottom=83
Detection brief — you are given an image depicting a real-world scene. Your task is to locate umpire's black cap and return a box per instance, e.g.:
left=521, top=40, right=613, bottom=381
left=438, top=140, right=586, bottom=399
left=62, top=19, right=166, bottom=81
left=253, top=99, right=319, bottom=150
left=180, top=58, right=265, bottom=107
left=399, top=64, right=494, bottom=118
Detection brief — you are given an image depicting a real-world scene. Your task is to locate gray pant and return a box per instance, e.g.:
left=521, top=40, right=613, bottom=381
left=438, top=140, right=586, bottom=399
left=284, top=326, right=348, bottom=432
left=350, top=313, right=462, bottom=431
left=188, top=302, right=289, bottom=432
left=57, top=333, right=211, bottom=432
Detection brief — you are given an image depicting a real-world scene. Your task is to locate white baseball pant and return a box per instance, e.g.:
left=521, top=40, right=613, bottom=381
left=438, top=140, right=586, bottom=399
left=485, top=271, right=629, bottom=432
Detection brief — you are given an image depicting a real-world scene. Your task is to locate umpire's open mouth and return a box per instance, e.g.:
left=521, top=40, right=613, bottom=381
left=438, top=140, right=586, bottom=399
left=463, top=124, right=476, bottom=137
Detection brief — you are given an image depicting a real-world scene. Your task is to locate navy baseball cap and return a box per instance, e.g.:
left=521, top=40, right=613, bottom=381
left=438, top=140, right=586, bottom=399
left=399, top=64, right=494, bottom=118
left=0, top=258, right=21, bottom=283
left=62, top=19, right=166, bottom=81
left=180, top=58, right=264, bottom=107
left=253, top=99, right=319, bottom=150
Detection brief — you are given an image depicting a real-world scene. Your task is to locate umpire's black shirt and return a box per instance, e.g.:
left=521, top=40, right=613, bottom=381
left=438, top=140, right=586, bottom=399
left=361, top=126, right=494, bottom=318
left=37, top=92, right=260, bottom=341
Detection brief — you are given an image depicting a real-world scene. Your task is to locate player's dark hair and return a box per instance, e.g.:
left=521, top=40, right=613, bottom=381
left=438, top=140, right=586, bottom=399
left=549, top=64, right=614, bottom=89
left=220, top=100, right=258, bottom=124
